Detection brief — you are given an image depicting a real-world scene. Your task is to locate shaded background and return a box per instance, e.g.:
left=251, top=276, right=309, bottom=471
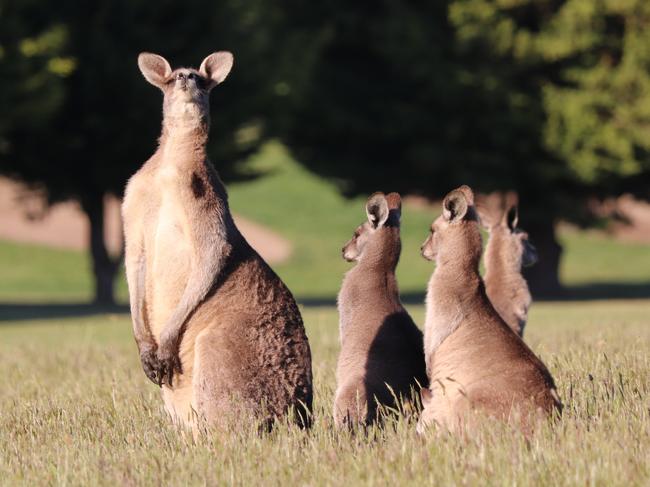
left=1, top=0, right=649, bottom=312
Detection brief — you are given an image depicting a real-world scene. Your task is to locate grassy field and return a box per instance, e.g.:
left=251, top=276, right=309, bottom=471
left=0, top=302, right=649, bottom=485
left=1, top=142, right=649, bottom=485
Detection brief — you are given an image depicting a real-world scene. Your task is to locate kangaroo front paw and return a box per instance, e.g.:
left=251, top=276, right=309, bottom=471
left=155, top=344, right=183, bottom=387
left=140, top=347, right=162, bottom=386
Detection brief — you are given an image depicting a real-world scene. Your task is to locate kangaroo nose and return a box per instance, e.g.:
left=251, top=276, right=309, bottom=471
left=176, top=73, right=188, bottom=88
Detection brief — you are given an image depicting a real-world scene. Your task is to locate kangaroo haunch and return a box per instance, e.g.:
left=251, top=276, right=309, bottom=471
left=122, top=52, right=313, bottom=430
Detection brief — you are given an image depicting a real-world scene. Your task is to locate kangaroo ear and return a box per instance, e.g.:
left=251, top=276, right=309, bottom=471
left=502, top=191, right=519, bottom=231
left=138, top=53, right=172, bottom=89
left=506, top=205, right=519, bottom=231
left=199, top=51, right=234, bottom=89
left=366, top=192, right=390, bottom=229
left=442, top=188, right=470, bottom=222
left=420, top=388, right=432, bottom=407
left=385, top=192, right=402, bottom=222
left=456, top=185, right=475, bottom=205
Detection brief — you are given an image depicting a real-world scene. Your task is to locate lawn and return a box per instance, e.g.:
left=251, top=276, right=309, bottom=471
left=0, top=302, right=648, bottom=485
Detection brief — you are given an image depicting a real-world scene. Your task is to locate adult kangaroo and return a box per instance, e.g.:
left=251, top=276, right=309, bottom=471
left=334, top=192, right=427, bottom=427
left=478, top=192, right=538, bottom=337
left=122, top=52, right=312, bottom=430
left=418, top=186, right=560, bottom=435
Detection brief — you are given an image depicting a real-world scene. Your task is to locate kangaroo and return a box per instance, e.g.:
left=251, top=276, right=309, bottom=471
left=417, top=186, right=560, bottom=435
left=122, top=52, right=313, bottom=431
left=334, top=192, right=428, bottom=427
left=478, top=192, right=538, bottom=337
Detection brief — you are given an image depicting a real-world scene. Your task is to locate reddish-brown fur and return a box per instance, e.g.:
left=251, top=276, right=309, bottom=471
left=418, top=186, right=560, bottom=434
left=334, top=192, right=427, bottom=427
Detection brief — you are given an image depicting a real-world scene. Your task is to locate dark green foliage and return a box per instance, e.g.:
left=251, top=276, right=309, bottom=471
left=280, top=0, right=650, bottom=294
left=0, top=0, right=293, bottom=201
left=0, top=0, right=298, bottom=303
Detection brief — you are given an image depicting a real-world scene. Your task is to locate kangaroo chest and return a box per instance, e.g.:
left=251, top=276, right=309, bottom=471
left=147, top=162, right=194, bottom=336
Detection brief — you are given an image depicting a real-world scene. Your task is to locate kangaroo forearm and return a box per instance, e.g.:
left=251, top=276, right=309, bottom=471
left=158, top=245, right=227, bottom=348
left=126, top=250, right=155, bottom=351
left=158, top=273, right=214, bottom=348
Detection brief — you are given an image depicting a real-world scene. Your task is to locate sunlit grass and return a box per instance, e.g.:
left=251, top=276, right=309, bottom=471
left=0, top=302, right=648, bottom=485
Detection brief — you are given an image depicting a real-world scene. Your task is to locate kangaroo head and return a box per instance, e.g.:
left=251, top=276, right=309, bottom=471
left=342, top=192, right=401, bottom=264
left=502, top=205, right=539, bottom=268
left=478, top=192, right=538, bottom=269
left=421, top=185, right=482, bottom=266
left=138, top=51, right=233, bottom=129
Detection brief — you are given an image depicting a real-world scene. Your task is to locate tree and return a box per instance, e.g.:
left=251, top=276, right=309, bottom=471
left=280, top=0, right=650, bottom=296
left=0, top=0, right=293, bottom=304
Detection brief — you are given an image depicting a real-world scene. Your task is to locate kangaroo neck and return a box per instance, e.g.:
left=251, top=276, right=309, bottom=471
left=158, top=118, right=209, bottom=163
left=340, top=261, right=401, bottom=344
left=485, top=234, right=521, bottom=276
left=351, top=260, right=399, bottom=297
left=430, top=257, right=482, bottom=300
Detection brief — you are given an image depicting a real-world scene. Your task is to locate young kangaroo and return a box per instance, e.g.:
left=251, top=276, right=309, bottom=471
left=122, top=52, right=312, bottom=430
left=479, top=192, right=538, bottom=337
left=334, top=192, right=427, bottom=427
left=417, top=186, right=560, bottom=435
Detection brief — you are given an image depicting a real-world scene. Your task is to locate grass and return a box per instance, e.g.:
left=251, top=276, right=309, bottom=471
left=0, top=302, right=649, bottom=485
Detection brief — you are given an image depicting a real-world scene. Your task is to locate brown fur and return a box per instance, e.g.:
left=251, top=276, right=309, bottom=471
left=122, top=52, right=312, bottom=431
left=478, top=192, right=538, bottom=337
left=334, top=192, right=427, bottom=427
left=417, top=186, right=560, bottom=435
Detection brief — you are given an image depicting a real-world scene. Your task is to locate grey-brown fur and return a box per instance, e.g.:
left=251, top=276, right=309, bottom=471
left=478, top=192, right=538, bottom=337
left=122, top=52, right=312, bottom=430
left=334, top=192, right=427, bottom=427
left=418, top=186, right=560, bottom=435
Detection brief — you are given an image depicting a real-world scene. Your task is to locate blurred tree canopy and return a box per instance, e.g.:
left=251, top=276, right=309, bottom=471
left=280, top=0, right=650, bottom=295
left=2, top=0, right=650, bottom=301
left=0, top=0, right=309, bottom=304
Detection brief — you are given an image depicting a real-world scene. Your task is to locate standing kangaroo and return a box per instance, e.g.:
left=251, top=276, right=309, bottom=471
left=478, top=192, right=538, bottom=337
left=334, top=192, right=427, bottom=427
left=417, top=186, right=560, bottom=434
left=122, top=52, right=313, bottom=430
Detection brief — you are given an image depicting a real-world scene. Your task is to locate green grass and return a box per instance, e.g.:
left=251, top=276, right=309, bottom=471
left=1, top=141, right=649, bottom=304
left=228, top=142, right=436, bottom=298
left=559, top=228, right=650, bottom=286
left=0, top=302, right=648, bottom=485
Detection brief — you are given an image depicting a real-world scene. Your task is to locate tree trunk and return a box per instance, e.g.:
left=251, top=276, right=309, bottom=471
left=523, top=218, right=564, bottom=298
left=81, top=192, right=121, bottom=307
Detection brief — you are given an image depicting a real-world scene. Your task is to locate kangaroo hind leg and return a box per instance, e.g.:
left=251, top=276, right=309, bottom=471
left=191, top=324, right=261, bottom=433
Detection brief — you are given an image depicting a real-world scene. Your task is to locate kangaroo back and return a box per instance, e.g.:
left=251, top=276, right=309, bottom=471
left=335, top=192, right=427, bottom=427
